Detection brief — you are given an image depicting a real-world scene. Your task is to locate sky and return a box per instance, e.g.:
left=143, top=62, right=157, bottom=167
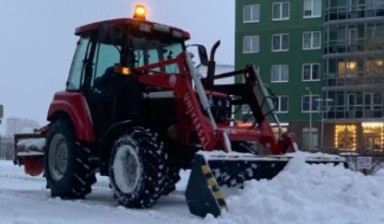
left=2, top=153, right=384, bottom=223
left=0, top=0, right=235, bottom=134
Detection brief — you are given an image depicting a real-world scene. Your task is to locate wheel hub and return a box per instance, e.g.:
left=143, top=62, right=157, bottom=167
left=48, top=134, right=69, bottom=181
left=113, top=145, right=142, bottom=194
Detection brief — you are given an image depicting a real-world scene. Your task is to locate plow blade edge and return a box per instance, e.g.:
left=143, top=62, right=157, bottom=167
left=185, top=152, right=346, bottom=217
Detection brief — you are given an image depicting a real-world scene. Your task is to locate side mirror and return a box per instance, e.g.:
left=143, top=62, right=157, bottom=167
left=197, top=45, right=209, bottom=66
left=188, top=44, right=209, bottom=66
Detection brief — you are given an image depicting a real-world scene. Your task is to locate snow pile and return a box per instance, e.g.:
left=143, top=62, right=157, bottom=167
left=2, top=158, right=384, bottom=223
left=204, top=156, right=384, bottom=224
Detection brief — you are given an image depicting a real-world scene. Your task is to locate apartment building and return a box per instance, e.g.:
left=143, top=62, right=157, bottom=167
left=235, top=0, right=384, bottom=153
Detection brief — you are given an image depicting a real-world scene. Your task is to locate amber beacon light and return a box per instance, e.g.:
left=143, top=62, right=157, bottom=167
left=133, top=4, right=147, bottom=20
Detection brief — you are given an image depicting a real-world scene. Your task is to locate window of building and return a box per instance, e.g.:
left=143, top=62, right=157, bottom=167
left=243, top=35, right=260, bottom=53
left=272, top=2, right=290, bottom=20
left=348, top=28, right=358, bottom=45
left=241, top=104, right=250, bottom=114
left=348, top=94, right=356, bottom=111
left=349, top=0, right=359, bottom=11
left=364, top=93, right=374, bottom=110
left=303, top=0, right=321, bottom=18
left=276, top=96, right=289, bottom=113
left=335, top=125, right=357, bottom=151
left=302, top=127, right=319, bottom=150
left=271, top=64, right=289, bottom=82
left=302, top=94, right=320, bottom=112
left=338, top=60, right=358, bottom=78
left=243, top=4, right=260, bottom=23
left=302, top=63, right=320, bottom=81
left=272, top=34, right=289, bottom=51
left=303, top=31, right=321, bottom=50
left=362, top=122, right=384, bottom=151
left=365, top=58, right=384, bottom=74
left=374, top=93, right=382, bottom=107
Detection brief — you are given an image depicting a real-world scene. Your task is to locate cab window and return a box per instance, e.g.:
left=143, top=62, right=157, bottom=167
left=67, top=37, right=91, bottom=91
left=91, top=42, right=121, bottom=86
left=133, top=40, right=183, bottom=73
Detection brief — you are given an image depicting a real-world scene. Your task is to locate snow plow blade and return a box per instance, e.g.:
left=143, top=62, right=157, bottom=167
left=185, top=152, right=346, bottom=218
left=13, top=127, right=47, bottom=176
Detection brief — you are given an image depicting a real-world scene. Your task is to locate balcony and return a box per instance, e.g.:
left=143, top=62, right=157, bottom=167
left=324, top=41, right=384, bottom=56
left=325, top=7, right=384, bottom=22
left=326, top=106, right=383, bottom=120
left=324, top=74, right=384, bottom=89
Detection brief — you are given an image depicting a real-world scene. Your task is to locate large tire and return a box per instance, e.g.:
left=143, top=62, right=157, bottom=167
left=44, top=118, right=95, bottom=199
left=109, top=127, right=168, bottom=208
left=162, top=166, right=180, bottom=196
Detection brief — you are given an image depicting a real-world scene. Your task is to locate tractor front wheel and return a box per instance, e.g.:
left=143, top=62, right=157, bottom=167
left=109, top=127, right=168, bottom=208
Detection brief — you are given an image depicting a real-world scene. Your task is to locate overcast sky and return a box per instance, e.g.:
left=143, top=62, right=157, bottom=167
left=0, top=0, right=234, bottom=134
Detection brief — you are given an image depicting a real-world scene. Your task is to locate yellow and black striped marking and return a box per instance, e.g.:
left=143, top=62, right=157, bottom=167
left=201, top=164, right=228, bottom=211
left=185, top=154, right=229, bottom=217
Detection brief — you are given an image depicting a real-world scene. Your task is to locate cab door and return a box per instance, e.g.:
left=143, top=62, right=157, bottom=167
left=83, top=41, right=121, bottom=138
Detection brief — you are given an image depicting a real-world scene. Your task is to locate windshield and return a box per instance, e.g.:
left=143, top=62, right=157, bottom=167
left=132, top=38, right=182, bottom=73
left=97, top=27, right=184, bottom=74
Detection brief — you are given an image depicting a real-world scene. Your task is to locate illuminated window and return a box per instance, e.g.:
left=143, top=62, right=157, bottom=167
left=338, top=60, right=357, bottom=77
left=362, top=122, right=384, bottom=151
left=335, top=125, right=357, bottom=151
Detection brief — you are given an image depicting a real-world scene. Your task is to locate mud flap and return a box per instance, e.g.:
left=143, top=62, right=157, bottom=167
left=185, top=152, right=346, bottom=218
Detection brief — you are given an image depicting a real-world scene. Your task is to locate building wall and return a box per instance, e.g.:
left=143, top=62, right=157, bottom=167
left=235, top=0, right=324, bottom=150
left=322, top=0, right=384, bottom=153
left=6, top=117, right=40, bottom=137
left=235, top=0, right=384, bottom=152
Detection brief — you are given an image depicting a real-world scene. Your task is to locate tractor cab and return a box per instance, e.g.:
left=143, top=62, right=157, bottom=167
left=66, top=16, right=191, bottom=138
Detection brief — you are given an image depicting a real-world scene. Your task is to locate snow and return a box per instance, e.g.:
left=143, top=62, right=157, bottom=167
left=17, top=138, right=45, bottom=150
left=1, top=158, right=384, bottom=224
left=16, top=138, right=45, bottom=157
left=199, top=150, right=346, bottom=162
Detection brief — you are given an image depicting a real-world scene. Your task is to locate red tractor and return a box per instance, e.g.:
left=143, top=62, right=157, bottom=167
left=14, top=5, right=344, bottom=217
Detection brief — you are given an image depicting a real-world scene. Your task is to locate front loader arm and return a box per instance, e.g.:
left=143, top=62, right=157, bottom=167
left=135, top=53, right=226, bottom=151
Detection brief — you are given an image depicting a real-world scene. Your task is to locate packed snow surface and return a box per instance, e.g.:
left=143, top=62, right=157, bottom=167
left=1, top=156, right=384, bottom=224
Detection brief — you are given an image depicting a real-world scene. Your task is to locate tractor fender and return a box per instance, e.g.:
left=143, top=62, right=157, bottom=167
left=99, top=120, right=135, bottom=175
left=47, top=91, right=95, bottom=142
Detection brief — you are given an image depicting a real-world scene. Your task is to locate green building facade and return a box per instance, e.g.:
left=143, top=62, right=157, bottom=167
left=235, top=0, right=384, bottom=153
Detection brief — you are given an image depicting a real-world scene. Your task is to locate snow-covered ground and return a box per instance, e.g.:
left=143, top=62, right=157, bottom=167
left=1, top=157, right=384, bottom=224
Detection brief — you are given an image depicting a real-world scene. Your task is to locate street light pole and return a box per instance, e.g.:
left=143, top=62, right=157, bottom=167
left=315, top=98, right=333, bottom=150
left=305, top=87, right=312, bottom=152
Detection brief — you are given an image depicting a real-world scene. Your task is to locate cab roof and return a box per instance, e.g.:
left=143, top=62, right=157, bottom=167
left=75, top=18, right=190, bottom=41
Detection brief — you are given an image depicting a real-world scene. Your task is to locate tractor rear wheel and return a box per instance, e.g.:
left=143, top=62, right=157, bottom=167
left=109, top=127, right=168, bottom=208
left=44, top=118, right=94, bottom=199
